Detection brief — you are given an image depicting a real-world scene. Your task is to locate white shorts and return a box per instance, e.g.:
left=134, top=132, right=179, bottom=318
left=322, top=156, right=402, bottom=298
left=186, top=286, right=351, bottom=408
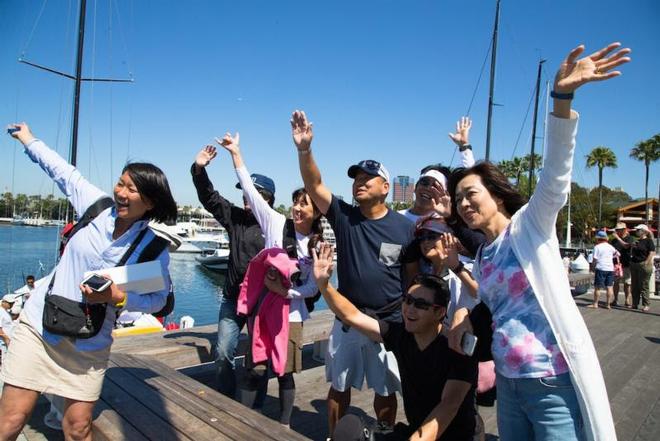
left=325, top=319, right=401, bottom=395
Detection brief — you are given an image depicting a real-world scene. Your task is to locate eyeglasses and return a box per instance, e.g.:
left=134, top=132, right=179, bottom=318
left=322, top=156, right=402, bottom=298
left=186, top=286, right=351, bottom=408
left=402, top=293, right=439, bottom=311
left=418, top=231, right=443, bottom=242
left=417, top=177, right=437, bottom=187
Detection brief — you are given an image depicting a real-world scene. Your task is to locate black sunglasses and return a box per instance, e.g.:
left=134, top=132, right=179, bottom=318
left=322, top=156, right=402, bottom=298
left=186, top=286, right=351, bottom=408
left=402, top=293, right=439, bottom=311
left=418, top=231, right=443, bottom=242
left=417, top=177, right=437, bottom=187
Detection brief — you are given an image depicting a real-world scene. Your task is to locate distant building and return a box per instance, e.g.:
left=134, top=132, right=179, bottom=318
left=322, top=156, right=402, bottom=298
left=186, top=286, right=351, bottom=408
left=393, top=176, right=415, bottom=204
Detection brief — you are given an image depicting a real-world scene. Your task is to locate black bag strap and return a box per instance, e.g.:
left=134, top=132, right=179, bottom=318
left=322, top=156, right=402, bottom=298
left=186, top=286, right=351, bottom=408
left=282, top=218, right=298, bottom=259
left=66, top=197, right=115, bottom=241
left=136, top=235, right=170, bottom=263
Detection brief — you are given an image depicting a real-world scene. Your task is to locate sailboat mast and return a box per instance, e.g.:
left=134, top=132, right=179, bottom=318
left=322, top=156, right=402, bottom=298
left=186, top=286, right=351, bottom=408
left=70, top=0, right=87, bottom=167
left=528, top=58, right=545, bottom=197
left=485, top=0, right=500, bottom=162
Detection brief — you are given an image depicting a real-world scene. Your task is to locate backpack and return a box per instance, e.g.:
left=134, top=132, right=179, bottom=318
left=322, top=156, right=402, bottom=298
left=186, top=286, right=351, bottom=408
left=60, top=196, right=175, bottom=317
left=282, top=219, right=322, bottom=313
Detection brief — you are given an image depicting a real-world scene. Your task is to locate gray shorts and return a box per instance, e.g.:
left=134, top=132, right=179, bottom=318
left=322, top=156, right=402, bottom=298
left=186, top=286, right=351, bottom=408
left=325, top=319, right=401, bottom=395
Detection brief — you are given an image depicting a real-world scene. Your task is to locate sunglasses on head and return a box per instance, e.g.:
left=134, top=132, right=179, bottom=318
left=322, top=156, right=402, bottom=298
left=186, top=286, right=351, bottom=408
left=402, top=293, right=439, bottom=311
left=362, top=160, right=381, bottom=170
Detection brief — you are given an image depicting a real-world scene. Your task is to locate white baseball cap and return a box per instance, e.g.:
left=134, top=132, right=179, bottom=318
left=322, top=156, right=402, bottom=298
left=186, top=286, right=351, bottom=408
left=418, top=170, right=448, bottom=189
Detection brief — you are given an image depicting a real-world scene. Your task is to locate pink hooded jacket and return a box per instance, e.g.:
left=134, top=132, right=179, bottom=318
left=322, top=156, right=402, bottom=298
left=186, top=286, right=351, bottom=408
left=237, top=248, right=300, bottom=376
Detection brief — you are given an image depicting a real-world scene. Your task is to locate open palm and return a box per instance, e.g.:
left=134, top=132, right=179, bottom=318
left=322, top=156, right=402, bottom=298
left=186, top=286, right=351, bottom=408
left=291, top=110, right=313, bottom=151
left=312, top=243, right=334, bottom=284
left=555, top=42, right=631, bottom=93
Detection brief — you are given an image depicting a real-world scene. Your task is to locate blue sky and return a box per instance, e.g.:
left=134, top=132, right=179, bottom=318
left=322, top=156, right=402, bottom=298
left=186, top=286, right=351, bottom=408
left=0, top=0, right=658, bottom=209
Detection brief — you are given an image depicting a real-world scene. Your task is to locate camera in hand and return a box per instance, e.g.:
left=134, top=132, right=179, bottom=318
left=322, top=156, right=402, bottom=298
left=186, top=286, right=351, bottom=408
left=82, top=274, right=112, bottom=292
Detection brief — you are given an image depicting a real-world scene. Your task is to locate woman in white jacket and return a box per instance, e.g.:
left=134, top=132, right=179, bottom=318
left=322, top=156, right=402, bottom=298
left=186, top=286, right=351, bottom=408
left=447, top=42, right=630, bottom=441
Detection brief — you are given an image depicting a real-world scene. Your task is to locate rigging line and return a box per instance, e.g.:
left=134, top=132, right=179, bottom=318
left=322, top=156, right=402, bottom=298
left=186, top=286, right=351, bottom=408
left=19, top=0, right=49, bottom=57
left=88, top=0, right=99, bottom=179
left=509, top=84, right=536, bottom=160
left=111, top=0, right=135, bottom=77
left=109, top=0, right=115, bottom=190
left=449, top=36, right=493, bottom=167
left=54, top=0, right=76, bottom=158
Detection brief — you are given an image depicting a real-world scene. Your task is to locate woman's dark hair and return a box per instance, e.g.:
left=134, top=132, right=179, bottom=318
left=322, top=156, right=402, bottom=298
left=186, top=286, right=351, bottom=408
left=122, top=162, right=178, bottom=225
left=307, top=233, right=325, bottom=256
left=447, top=161, right=527, bottom=226
left=292, top=187, right=323, bottom=235
left=408, top=274, right=450, bottom=307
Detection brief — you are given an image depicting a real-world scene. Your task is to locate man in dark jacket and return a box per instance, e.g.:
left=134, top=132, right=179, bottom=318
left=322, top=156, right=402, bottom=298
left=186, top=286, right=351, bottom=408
left=191, top=145, right=274, bottom=398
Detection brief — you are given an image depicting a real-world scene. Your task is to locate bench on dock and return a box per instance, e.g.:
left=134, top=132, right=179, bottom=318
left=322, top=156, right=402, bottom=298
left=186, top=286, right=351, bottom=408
left=93, top=352, right=310, bottom=440
left=111, top=309, right=336, bottom=369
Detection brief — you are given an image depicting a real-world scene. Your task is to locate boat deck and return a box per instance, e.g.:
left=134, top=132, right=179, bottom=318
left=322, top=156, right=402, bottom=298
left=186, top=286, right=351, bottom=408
left=16, top=291, right=660, bottom=440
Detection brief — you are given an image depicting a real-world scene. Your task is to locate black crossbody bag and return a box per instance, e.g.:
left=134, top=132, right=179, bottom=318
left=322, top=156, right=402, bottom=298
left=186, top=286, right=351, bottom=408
left=42, top=228, right=148, bottom=339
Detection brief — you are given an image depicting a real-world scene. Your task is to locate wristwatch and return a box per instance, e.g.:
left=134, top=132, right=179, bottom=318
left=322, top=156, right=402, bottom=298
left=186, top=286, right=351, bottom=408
left=459, top=144, right=472, bottom=152
left=451, top=261, right=465, bottom=274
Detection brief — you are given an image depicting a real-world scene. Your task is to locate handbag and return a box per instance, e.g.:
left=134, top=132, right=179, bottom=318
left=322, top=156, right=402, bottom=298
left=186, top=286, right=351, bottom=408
left=613, top=255, right=624, bottom=278
left=42, top=228, right=148, bottom=339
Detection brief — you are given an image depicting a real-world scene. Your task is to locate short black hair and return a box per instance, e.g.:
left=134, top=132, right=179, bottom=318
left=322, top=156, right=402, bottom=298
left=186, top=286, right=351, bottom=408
left=408, top=274, right=450, bottom=307
left=26, top=275, right=35, bottom=281
left=122, top=162, right=178, bottom=225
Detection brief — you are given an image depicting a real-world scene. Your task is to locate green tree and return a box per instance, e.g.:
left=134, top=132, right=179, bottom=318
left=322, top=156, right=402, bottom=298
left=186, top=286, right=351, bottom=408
left=585, top=146, right=617, bottom=225
left=630, top=134, right=660, bottom=222
left=275, top=204, right=289, bottom=216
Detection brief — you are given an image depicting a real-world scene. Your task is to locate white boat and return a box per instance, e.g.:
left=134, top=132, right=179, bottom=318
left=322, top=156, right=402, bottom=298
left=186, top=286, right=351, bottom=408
left=196, top=248, right=230, bottom=271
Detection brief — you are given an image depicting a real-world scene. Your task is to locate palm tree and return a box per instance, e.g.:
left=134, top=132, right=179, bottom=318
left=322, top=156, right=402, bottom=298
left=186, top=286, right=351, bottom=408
left=497, top=160, right=517, bottom=182
left=586, top=146, right=618, bottom=224
left=510, top=156, right=525, bottom=187
left=630, top=134, right=660, bottom=222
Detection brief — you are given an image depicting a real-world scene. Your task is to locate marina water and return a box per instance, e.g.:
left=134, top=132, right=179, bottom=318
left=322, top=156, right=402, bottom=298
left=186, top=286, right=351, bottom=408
left=1, top=225, right=329, bottom=326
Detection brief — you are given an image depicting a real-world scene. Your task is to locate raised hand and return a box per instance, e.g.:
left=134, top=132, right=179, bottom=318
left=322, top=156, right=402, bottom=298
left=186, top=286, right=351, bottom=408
left=195, top=145, right=218, bottom=168
left=429, top=184, right=452, bottom=218
left=439, top=233, right=461, bottom=270
left=7, top=122, right=36, bottom=146
left=448, top=116, right=472, bottom=147
left=554, top=42, right=631, bottom=94
left=215, top=132, right=240, bottom=156
left=312, top=243, right=334, bottom=285
left=291, top=110, right=313, bottom=151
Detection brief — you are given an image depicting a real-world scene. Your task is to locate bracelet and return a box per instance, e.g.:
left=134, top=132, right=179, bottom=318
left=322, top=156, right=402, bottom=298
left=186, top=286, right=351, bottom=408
left=114, top=292, right=127, bottom=309
left=459, top=143, right=472, bottom=152
left=550, top=90, right=574, bottom=100
left=451, top=261, right=465, bottom=274
left=297, top=147, right=312, bottom=155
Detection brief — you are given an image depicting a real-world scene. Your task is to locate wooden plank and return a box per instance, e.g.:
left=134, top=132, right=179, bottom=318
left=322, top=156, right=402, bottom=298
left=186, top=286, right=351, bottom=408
left=92, top=399, right=150, bottom=441
left=108, top=355, right=278, bottom=441
left=98, top=368, right=194, bottom=441
left=104, top=358, right=232, bottom=441
left=113, top=353, right=310, bottom=441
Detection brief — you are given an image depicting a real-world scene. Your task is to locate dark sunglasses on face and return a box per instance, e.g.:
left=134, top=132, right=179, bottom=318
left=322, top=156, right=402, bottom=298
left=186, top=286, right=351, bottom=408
left=402, top=293, right=439, bottom=311
left=418, top=231, right=443, bottom=242
left=417, top=177, right=437, bottom=187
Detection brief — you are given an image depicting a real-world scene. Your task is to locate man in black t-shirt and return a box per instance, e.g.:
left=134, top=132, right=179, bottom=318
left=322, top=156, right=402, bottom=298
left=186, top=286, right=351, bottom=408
left=291, top=111, right=414, bottom=436
left=610, top=222, right=634, bottom=306
left=313, top=245, right=477, bottom=441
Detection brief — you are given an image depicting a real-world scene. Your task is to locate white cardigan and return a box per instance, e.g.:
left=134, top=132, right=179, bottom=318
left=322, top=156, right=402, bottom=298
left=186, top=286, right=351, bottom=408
left=507, top=113, right=616, bottom=440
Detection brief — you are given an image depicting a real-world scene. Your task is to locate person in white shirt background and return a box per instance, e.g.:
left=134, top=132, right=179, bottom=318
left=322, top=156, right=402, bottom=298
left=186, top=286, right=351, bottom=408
left=590, top=230, right=620, bottom=309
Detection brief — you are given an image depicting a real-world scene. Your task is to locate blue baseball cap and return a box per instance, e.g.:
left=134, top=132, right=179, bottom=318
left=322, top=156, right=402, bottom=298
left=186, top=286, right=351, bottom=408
left=236, top=173, right=276, bottom=195
left=596, top=230, right=608, bottom=239
left=347, top=159, right=390, bottom=182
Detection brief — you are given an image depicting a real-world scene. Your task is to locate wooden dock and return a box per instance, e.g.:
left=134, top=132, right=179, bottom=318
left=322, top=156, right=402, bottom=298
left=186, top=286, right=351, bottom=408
left=17, top=293, right=660, bottom=441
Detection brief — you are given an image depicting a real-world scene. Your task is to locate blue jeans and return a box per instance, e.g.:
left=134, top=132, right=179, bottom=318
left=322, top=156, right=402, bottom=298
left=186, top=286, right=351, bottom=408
left=215, top=296, right=246, bottom=398
left=496, top=372, right=585, bottom=441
